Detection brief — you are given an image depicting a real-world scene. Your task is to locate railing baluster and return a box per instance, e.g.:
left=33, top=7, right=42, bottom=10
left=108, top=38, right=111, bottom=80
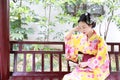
left=14, top=53, right=17, bottom=72
left=108, top=44, right=112, bottom=72
left=67, top=61, right=70, bottom=72
left=23, top=53, right=26, bottom=72
left=111, top=44, right=114, bottom=53
left=42, top=53, right=44, bottom=72
left=50, top=54, right=53, bottom=71
left=115, top=44, right=119, bottom=71
left=111, top=44, right=114, bottom=72
left=10, top=43, right=13, bottom=51
left=59, top=54, right=62, bottom=71
left=109, top=53, right=111, bottom=72
left=19, top=43, right=22, bottom=51
left=119, top=44, right=120, bottom=52
left=115, top=53, right=119, bottom=71
left=118, top=44, right=120, bottom=71
left=32, top=53, right=35, bottom=71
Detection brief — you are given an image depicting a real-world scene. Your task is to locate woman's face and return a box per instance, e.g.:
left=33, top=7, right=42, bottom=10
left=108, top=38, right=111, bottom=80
left=78, top=22, right=92, bottom=35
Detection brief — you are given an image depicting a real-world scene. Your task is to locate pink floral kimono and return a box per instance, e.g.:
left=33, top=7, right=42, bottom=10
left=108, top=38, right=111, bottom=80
left=63, top=31, right=110, bottom=80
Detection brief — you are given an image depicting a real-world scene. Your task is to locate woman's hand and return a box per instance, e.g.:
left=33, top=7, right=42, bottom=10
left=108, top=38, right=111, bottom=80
left=65, top=26, right=81, bottom=40
left=79, top=62, right=88, bottom=68
left=73, top=26, right=81, bottom=32
left=65, top=26, right=78, bottom=40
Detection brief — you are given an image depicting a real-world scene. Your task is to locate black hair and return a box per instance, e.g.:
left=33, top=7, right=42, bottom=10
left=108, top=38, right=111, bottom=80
left=78, top=13, right=96, bottom=28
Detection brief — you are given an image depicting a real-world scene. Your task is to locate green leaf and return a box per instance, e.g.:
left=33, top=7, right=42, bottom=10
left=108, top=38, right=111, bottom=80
left=10, top=33, right=24, bottom=40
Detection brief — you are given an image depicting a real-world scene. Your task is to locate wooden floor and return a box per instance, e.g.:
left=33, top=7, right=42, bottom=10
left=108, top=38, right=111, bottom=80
left=9, top=72, right=120, bottom=80
left=106, top=72, right=120, bottom=80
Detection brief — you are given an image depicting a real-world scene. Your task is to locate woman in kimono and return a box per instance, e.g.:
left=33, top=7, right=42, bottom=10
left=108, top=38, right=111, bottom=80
left=63, top=13, right=110, bottom=80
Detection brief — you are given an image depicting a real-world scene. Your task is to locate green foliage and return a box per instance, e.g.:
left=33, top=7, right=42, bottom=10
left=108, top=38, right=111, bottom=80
left=10, top=0, right=120, bottom=41
left=10, top=27, right=33, bottom=40
left=34, top=0, right=87, bottom=41
left=99, top=0, right=120, bottom=40
left=10, top=0, right=38, bottom=40
left=55, top=0, right=86, bottom=25
left=10, top=0, right=87, bottom=41
left=113, top=15, right=120, bottom=29
left=53, top=32, right=64, bottom=41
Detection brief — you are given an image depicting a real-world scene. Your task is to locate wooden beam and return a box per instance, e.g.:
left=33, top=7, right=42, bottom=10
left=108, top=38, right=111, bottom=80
left=0, top=0, right=10, bottom=80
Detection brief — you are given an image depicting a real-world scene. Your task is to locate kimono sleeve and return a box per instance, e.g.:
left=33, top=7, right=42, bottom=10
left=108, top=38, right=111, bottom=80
left=87, top=38, right=109, bottom=69
left=65, top=34, right=81, bottom=62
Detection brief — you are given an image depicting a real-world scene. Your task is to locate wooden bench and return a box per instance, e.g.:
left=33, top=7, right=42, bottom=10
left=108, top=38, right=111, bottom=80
left=9, top=41, right=120, bottom=80
left=9, top=41, right=70, bottom=80
left=105, top=43, right=120, bottom=80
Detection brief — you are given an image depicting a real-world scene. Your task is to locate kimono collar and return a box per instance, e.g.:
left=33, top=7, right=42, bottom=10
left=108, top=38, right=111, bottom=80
left=87, top=30, right=97, bottom=41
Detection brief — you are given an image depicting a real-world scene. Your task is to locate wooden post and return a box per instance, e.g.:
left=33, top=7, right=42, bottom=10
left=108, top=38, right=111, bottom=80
left=0, top=0, right=10, bottom=80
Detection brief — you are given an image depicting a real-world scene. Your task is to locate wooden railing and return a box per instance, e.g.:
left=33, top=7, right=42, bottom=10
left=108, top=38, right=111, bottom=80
left=9, top=41, right=70, bottom=80
left=9, top=41, right=120, bottom=80
left=106, top=43, right=120, bottom=80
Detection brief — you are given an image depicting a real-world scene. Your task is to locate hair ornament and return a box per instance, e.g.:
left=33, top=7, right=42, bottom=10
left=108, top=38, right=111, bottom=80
left=85, top=12, right=88, bottom=16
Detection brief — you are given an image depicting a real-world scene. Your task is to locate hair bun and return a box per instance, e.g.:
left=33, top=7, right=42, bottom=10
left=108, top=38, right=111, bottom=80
left=78, top=12, right=96, bottom=28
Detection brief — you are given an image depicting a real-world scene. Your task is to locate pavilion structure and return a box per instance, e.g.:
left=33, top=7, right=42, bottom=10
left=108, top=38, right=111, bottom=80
left=0, top=0, right=120, bottom=80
